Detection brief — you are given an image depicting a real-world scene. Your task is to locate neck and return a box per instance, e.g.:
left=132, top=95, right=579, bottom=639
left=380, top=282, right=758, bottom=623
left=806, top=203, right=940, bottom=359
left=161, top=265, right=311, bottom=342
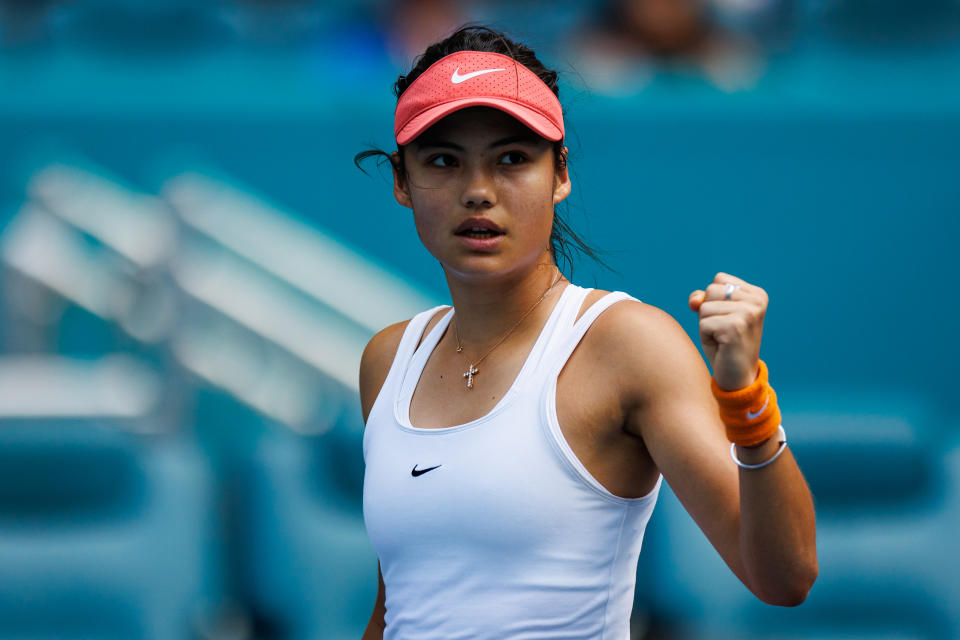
left=443, top=251, right=567, bottom=355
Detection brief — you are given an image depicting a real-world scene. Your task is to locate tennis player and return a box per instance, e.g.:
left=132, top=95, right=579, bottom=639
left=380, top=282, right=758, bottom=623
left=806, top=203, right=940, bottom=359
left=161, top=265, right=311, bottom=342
left=356, top=25, right=817, bottom=639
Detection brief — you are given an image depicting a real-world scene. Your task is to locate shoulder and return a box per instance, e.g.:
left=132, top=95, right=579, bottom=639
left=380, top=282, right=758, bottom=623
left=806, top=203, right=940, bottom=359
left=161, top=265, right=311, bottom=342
left=581, top=291, right=710, bottom=412
left=358, top=306, right=451, bottom=423
left=358, top=319, right=410, bottom=424
left=360, top=319, right=409, bottom=377
left=581, top=289, right=691, bottom=356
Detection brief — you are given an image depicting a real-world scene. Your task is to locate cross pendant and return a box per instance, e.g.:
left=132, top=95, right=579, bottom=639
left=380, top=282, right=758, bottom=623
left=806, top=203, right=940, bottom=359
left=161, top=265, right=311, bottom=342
left=462, top=364, right=478, bottom=389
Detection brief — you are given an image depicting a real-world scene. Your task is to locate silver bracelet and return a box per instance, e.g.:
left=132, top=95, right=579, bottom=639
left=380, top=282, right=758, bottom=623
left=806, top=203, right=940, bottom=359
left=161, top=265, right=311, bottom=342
left=730, top=425, right=787, bottom=470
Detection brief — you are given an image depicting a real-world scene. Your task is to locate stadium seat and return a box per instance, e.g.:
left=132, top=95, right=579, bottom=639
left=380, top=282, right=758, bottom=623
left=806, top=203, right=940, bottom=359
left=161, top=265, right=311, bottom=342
left=239, top=421, right=376, bottom=640
left=0, top=421, right=220, bottom=640
left=644, top=387, right=958, bottom=639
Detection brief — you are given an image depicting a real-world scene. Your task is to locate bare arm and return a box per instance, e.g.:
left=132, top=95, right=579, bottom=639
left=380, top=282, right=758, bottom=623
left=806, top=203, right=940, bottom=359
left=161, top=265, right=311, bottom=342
left=360, top=562, right=387, bottom=639
left=608, top=301, right=817, bottom=605
left=358, top=321, right=409, bottom=636
left=732, top=421, right=818, bottom=604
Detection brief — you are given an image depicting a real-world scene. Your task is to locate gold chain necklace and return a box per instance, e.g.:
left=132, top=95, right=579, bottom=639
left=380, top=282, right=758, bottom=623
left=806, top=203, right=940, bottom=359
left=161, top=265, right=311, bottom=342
left=452, top=270, right=564, bottom=390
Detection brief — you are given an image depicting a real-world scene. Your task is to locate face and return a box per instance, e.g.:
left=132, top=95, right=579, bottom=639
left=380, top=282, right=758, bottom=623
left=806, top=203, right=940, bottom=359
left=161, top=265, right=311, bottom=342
left=393, top=107, right=571, bottom=281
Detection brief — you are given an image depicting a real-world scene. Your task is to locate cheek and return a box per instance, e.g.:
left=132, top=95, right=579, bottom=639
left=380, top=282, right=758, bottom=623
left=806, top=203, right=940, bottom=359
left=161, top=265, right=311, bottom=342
left=505, top=174, right=557, bottom=231
left=409, top=196, right=447, bottom=249
left=411, top=208, right=436, bottom=238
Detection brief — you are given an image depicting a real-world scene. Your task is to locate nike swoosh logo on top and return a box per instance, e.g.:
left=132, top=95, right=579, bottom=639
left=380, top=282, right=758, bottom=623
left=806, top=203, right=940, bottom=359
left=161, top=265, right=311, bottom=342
left=411, top=464, right=441, bottom=477
left=746, top=395, right=769, bottom=420
left=451, top=67, right=505, bottom=84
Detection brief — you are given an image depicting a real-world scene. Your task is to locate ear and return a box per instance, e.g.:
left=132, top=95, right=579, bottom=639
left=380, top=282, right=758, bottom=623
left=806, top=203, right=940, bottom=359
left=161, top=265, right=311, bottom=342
left=392, top=151, right=413, bottom=209
left=553, top=146, right=571, bottom=204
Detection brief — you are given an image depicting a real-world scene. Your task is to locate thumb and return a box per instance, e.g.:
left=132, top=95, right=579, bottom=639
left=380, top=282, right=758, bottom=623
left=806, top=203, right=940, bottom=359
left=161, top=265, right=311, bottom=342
left=689, top=290, right=706, bottom=312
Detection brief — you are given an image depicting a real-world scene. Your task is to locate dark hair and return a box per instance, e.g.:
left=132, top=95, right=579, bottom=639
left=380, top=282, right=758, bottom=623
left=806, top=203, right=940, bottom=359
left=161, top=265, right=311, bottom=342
left=354, top=24, right=613, bottom=279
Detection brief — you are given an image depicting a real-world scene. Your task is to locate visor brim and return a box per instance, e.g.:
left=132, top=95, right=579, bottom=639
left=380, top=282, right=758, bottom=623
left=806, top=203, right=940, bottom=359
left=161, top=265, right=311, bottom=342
left=396, top=97, right=563, bottom=146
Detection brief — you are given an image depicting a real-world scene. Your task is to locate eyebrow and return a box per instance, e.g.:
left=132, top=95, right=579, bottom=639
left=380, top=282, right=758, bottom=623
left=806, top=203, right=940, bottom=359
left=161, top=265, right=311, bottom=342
left=413, top=134, right=543, bottom=151
left=491, top=134, right=543, bottom=148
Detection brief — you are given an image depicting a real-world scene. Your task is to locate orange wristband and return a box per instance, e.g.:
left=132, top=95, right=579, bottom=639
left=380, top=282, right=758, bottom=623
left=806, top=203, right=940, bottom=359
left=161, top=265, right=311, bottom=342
left=710, top=359, right=781, bottom=447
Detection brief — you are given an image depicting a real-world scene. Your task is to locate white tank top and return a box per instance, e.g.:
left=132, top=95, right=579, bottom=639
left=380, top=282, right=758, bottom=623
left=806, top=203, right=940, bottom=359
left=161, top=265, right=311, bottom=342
left=362, top=283, right=663, bottom=640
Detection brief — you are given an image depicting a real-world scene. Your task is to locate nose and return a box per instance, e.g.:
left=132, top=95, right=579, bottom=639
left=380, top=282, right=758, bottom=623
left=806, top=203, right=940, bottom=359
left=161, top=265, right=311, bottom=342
left=460, top=165, right=497, bottom=209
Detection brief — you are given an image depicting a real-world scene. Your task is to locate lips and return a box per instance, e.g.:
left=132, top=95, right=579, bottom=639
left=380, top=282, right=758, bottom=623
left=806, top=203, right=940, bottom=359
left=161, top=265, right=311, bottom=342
left=453, top=217, right=505, bottom=235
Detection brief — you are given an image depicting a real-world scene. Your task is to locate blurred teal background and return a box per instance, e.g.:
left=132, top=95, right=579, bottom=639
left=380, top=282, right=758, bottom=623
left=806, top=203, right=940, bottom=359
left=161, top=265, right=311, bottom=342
left=1, top=1, right=959, bottom=639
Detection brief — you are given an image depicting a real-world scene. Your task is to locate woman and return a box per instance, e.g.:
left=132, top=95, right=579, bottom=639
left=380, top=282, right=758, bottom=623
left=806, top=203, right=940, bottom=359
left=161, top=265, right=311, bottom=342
left=356, top=25, right=817, bottom=639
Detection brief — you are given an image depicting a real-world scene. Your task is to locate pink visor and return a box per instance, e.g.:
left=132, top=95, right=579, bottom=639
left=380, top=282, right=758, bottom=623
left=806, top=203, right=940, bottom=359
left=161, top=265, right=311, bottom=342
left=394, top=50, right=564, bottom=146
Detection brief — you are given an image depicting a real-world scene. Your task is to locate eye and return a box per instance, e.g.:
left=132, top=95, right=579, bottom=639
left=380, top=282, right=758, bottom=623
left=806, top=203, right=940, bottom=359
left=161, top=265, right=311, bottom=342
left=500, top=151, right=527, bottom=165
left=427, top=154, right=458, bottom=168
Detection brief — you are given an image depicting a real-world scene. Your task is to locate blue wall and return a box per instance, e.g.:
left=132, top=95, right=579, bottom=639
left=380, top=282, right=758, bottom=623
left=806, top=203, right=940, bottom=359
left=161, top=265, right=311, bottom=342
left=5, top=103, right=955, bottom=415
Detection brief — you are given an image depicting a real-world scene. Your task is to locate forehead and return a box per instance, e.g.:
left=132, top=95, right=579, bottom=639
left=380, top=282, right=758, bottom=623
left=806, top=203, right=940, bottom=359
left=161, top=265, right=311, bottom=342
left=413, top=107, right=546, bottom=147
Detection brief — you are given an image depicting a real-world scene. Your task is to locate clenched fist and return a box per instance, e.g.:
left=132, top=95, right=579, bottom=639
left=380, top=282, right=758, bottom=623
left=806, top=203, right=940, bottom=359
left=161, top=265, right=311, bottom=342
left=689, top=272, right=769, bottom=391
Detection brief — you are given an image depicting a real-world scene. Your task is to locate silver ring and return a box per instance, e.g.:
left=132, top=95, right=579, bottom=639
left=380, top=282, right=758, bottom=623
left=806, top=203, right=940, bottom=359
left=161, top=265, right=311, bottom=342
left=724, top=283, right=741, bottom=300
